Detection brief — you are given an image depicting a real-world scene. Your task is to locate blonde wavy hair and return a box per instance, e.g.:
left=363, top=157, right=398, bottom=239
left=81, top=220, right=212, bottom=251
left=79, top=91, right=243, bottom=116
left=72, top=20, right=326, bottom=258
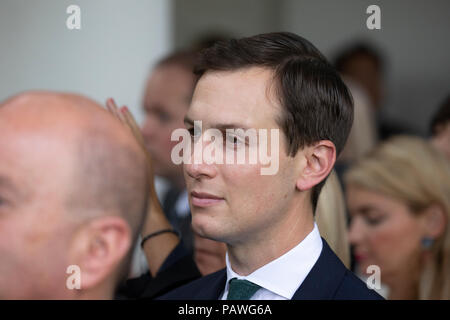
left=344, top=135, right=450, bottom=299
left=316, top=170, right=350, bottom=268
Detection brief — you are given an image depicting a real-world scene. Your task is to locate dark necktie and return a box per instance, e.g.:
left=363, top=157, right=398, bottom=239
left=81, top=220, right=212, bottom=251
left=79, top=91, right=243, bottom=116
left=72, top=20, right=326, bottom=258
left=226, top=278, right=261, bottom=300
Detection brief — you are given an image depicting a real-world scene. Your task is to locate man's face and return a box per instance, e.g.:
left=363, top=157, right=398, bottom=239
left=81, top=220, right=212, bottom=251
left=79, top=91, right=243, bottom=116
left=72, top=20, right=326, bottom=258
left=183, top=67, right=299, bottom=245
left=0, top=124, right=75, bottom=299
left=142, top=64, right=195, bottom=185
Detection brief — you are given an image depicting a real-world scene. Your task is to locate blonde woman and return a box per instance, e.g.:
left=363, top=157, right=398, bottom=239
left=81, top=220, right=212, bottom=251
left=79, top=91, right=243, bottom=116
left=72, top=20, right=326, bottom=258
left=345, top=135, right=450, bottom=299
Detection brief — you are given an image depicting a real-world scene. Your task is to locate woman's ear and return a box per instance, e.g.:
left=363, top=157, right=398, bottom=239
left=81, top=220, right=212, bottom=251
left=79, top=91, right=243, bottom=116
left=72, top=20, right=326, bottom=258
left=422, top=204, right=447, bottom=239
left=68, top=216, right=132, bottom=291
left=296, top=140, right=336, bottom=191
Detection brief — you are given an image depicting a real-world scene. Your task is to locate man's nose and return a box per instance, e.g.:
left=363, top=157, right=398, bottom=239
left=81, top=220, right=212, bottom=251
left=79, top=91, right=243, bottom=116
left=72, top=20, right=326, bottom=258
left=184, top=138, right=218, bottom=180
left=141, top=116, right=158, bottom=142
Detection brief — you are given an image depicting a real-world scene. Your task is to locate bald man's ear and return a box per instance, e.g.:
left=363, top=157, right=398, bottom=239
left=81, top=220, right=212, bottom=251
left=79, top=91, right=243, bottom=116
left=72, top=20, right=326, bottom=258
left=69, top=216, right=132, bottom=292
left=295, top=140, right=336, bottom=192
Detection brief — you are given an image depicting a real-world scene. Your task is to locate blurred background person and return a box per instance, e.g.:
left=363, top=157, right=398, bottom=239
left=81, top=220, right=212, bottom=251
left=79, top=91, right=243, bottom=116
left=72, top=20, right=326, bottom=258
left=127, top=50, right=199, bottom=278
left=335, top=78, right=378, bottom=180
left=345, top=135, right=450, bottom=299
left=140, top=50, right=199, bottom=256
left=334, top=43, right=384, bottom=111
left=430, top=95, right=450, bottom=160
left=334, top=43, right=414, bottom=141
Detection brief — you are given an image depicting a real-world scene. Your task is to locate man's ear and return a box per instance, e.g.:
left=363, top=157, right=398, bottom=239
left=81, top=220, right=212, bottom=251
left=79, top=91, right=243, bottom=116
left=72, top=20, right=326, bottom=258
left=422, top=204, right=447, bottom=239
left=296, top=140, right=336, bottom=191
left=69, top=216, right=132, bottom=291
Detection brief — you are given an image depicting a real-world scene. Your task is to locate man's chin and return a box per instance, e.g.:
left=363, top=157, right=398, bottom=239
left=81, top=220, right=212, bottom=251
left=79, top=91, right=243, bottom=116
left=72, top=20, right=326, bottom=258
left=192, top=219, right=219, bottom=241
left=192, top=224, right=211, bottom=240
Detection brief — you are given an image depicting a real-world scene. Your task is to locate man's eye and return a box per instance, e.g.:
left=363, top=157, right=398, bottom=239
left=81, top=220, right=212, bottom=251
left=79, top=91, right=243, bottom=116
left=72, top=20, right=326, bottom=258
left=226, top=135, right=244, bottom=147
left=158, top=112, right=171, bottom=123
left=188, top=128, right=201, bottom=141
left=188, top=128, right=196, bottom=136
left=148, top=108, right=171, bottom=124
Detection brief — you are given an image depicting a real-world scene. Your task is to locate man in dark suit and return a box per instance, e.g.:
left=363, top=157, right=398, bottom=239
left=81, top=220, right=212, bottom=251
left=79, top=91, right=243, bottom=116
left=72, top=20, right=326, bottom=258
left=160, top=32, right=383, bottom=300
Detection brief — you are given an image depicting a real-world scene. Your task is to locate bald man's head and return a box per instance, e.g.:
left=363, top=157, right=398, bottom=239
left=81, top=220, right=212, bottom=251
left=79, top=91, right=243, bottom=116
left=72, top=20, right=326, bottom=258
left=0, top=91, right=149, bottom=299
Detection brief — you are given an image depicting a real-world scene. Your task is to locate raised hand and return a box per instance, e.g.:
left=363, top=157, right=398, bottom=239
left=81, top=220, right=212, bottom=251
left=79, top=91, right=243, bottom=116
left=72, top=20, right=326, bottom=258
left=106, top=98, right=158, bottom=196
left=105, top=97, right=179, bottom=277
left=106, top=98, right=148, bottom=158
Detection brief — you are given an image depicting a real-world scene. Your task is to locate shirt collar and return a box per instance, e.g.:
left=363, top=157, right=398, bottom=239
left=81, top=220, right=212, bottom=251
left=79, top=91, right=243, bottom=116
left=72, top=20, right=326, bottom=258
left=224, top=223, right=323, bottom=299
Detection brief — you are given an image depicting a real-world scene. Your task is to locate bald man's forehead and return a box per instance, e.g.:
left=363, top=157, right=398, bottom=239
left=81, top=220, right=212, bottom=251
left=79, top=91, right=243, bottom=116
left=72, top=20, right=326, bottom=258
left=0, top=92, right=117, bottom=200
left=0, top=92, right=113, bottom=131
left=0, top=91, right=147, bottom=212
left=1, top=91, right=100, bottom=110
left=0, top=91, right=142, bottom=150
left=0, top=130, right=77, bottom=210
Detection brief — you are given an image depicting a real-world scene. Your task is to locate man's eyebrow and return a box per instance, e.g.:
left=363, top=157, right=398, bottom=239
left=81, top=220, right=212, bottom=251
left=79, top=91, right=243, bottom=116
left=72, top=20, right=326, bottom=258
left=213, top=123, right=251, bottom=131
left=183, top=116, right=250, bottom=131
left=145, top=103, right=168, bottom=114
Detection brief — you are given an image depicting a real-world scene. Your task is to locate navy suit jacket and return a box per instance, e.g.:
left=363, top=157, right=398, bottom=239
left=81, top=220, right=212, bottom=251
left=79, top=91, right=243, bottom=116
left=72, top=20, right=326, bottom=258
left=159, top=238, right=384, bottom=300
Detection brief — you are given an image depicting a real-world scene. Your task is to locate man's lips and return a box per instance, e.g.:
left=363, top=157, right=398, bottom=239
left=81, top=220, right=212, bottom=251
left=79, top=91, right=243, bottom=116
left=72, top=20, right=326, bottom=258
left=191, top=191, right=224, bottom=207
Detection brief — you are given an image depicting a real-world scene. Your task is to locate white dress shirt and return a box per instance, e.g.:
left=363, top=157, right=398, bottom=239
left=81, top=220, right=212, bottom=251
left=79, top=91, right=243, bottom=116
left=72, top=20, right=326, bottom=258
left=221, top=223, right=323, bottom=300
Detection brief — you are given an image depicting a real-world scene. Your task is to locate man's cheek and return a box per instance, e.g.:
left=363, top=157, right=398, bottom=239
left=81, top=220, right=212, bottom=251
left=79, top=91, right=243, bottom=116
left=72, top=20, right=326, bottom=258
left=226, top=163, right=261, bottom=180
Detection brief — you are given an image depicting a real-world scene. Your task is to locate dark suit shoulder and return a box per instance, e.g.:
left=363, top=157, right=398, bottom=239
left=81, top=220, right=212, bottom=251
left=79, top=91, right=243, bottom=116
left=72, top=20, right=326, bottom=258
left=158, top=268, right=227, bottom=300
left=333, top=269, right=384, bottom=300
left=293, top=238, right=384, bottom=300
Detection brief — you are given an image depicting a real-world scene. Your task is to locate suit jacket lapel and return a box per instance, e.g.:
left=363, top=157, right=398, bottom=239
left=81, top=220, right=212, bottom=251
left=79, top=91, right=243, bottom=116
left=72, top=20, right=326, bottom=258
left=292, top=238, right=347, bottom=299
left=195, top=269, right=228, bottom=299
